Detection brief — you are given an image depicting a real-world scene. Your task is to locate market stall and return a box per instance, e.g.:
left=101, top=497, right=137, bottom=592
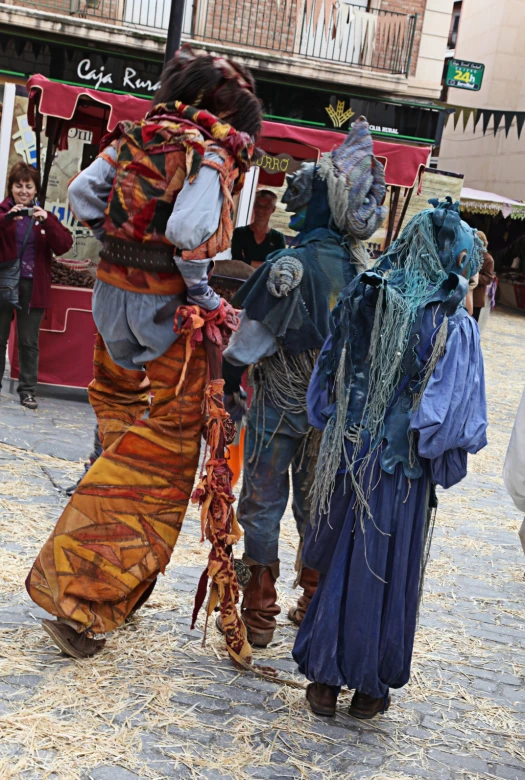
left=5, top=75, right=432, bottom=389
left=460, top=187, right=525, bottom=254
left=459, top=187, right=525, bottom=315
left=5, top=76, right=148, bottom=389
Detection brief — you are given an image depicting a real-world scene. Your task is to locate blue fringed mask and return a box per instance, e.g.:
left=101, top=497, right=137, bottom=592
left=429, top=197, right=482, bottom=278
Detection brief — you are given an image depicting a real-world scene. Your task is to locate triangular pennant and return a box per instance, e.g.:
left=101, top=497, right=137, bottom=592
left=453, top=106, right=463, bottom=130
left=323, top=0, right=332, bottom=38
left=304, top=0, right=313, bottom=29
left=462, top=107, right=476, bottom=131
left=504, top=111, right=515, bottom=137
left=443, top=108, right=455, bottom=128
left=516, top=112, right=525, bottom=139
left=312, top=0, right=324, bottom=30
left=330, top=0, right=338, bottom=38
left=481, top=109, right=493, bottom=135
left=474, top=109, right=483, bottom=132
left=492, top=110, right=504, bottom=136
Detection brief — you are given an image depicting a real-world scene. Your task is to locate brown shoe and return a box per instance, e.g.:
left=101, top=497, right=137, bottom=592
left=306, top=682, right=338, bottom=717
left=349, top=690, right=391, bottom=720
left=42, top=619, right=106, bottom=659
left=288, top=566, right=319, bottom=627
left=241, top=558, right=280, bottom=648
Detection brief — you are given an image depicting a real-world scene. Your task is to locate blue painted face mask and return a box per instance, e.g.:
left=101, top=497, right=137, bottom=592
left=282, top=163, right=315, bottom=232
left=429, top=197, right=481, bottom=278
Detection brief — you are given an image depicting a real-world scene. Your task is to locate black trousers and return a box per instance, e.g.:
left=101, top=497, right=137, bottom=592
left=0, top=279, right=44, bottom=396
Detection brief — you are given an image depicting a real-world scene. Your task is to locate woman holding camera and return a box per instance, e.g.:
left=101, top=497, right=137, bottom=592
left=0, top=162, right=72, bottom=409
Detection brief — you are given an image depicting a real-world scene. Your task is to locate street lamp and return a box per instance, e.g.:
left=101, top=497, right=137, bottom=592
left=164, top=0, right=186, bottom=64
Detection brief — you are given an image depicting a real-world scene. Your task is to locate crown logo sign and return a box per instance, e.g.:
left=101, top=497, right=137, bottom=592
left=325, top=101, right=355, bottom=129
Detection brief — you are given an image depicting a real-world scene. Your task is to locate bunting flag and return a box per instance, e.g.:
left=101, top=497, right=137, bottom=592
left=300, top=0, right=339, bottom=38
left=516, top=113, right=525, bottom=139
left=441, top=102, right=525, bottom=139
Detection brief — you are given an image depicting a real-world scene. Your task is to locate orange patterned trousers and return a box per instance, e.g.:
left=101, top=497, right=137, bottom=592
left=26, top=333, right=206, bottom=634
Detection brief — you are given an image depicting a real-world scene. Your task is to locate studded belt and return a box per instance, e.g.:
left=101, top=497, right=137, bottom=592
left=100, top=236, right=178, bottom=273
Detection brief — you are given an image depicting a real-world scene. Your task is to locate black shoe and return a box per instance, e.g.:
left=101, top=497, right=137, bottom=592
left=20, top=394, right=38, bottom=410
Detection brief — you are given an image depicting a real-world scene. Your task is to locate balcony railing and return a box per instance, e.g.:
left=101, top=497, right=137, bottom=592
left=7, top=0, right=417, bottom=76
left=193, top=0, right=416, bottom=75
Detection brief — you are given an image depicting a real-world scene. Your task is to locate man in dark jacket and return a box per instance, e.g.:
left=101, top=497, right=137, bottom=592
left=231, top=189, right=286, bottom=267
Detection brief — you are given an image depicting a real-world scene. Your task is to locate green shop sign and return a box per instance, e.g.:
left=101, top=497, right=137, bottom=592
left=446, top=59, right=485, bottom=91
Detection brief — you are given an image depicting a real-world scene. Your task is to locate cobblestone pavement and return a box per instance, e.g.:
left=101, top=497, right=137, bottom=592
left=0, top=307, right=524, bottom=780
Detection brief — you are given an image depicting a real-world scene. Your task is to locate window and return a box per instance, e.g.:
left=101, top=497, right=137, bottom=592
left=448, top=9, right=461, bottom=49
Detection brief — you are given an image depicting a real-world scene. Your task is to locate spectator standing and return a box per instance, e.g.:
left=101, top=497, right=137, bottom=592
left=0, top=162, right=72, bottom=409
left=472, top=231, right=495, bottom=322
left=231, top=189, right=286, bottom=266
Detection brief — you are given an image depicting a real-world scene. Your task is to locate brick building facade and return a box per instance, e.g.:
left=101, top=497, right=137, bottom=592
left=0, top=0, right=454, bottom=149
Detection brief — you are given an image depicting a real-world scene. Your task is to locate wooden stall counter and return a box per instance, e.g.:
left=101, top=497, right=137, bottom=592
left=9, top=285, right=96, bottom=390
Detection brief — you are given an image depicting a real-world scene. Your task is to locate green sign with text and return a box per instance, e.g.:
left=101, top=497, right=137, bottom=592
left=446, top=59, right=485, bottom=91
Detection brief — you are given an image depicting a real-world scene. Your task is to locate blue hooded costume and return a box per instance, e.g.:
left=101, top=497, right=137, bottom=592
left=293, top=198, right=488, bottom=702
left=222, top=118, right=386, bottom=647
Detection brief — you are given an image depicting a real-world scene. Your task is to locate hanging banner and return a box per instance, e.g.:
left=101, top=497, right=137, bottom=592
left=443, top=104, right=525, bottom=139
left=400, top=168, right=464, bottom=231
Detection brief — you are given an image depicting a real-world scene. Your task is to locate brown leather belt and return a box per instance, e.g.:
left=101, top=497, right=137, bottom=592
left=100, top=236, right=178, bottom=273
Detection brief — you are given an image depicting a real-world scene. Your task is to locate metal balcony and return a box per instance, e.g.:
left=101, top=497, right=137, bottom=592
left=10, top=0, right=417, bottom=76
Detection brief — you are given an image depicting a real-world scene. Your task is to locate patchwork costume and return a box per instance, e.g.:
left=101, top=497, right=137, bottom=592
left=222, top=118, right=386, bottom=647
left=293, top=199, right=488, bottom=719
left=27, top=102, right=253, bottom=643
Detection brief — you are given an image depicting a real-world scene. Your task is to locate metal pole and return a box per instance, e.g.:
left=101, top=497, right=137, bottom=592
left=164, top=0, right=186, bottom=64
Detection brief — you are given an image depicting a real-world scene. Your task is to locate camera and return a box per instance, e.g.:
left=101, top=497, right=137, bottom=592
left=6, top=207, right=35, bottom=222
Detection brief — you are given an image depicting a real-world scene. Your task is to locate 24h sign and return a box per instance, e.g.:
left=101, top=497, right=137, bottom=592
left=446, top=59, right=485, bottom=91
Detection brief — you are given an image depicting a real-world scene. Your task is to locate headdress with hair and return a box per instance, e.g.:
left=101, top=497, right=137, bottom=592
left=317, top=116, right=387, bottom=240
left=173, top=44, right=255, bottom=95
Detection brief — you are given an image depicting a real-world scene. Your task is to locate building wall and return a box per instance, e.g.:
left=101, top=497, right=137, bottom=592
left=0, top=0, right=453, bottom=100
left=439, top=0, right=525, bottom=199
left=381, top=0, right=454, bottom=96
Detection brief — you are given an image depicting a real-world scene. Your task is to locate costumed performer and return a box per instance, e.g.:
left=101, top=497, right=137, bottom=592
left=221, top=117, right=386, bottom=648
left=503, top=385, right=525, bottom=565
left=26, top=46, right=262, bottom=659
left=293, top=198, right=488, bottom=719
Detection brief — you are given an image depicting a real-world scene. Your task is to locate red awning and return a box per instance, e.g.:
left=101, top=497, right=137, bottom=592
left=27, top=75, right=429, bottom=188
left=27, top=74, right=149, bottom=146
left=261, top=121, right=430, bottom=189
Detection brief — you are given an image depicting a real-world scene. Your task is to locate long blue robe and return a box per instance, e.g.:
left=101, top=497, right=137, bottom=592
left=293, top=307, right=487, bottom=699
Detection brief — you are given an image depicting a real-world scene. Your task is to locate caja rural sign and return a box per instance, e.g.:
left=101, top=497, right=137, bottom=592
left=446, top=59, right=485, bottom=92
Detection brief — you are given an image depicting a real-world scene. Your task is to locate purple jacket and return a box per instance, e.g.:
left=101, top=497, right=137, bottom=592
left=0, top=197, right=73, bottom=308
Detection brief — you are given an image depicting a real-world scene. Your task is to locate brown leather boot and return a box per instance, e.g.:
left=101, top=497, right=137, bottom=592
left=241, top=557, right=280, bottom=648
left=306, top=682, right=338, bottom=717
left=288, top=567, right=319, bottom=627
left=42, top=619, right=106, bottom=659
left=349, top=690, right=391, bottom=720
